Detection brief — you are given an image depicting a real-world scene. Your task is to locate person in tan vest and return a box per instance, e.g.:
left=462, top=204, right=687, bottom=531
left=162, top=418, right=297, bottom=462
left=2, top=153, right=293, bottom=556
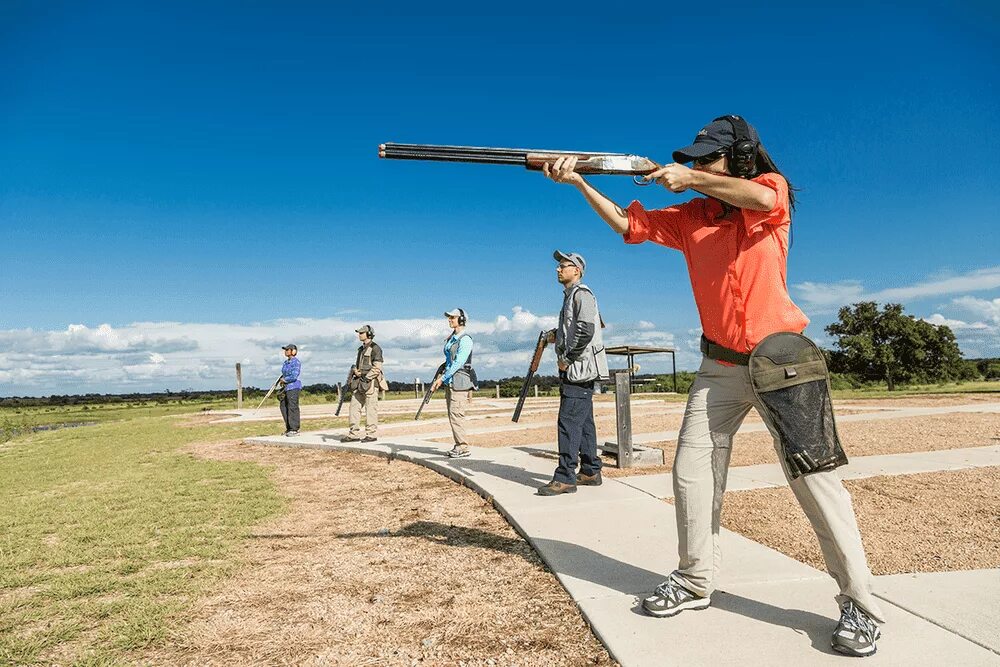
left=344, top=324, right=387, bottom=443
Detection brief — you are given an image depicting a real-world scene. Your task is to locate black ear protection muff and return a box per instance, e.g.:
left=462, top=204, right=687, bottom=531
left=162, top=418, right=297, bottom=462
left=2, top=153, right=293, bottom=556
left=714, top=115, right=759, bottom=178
left=457, top=308, right=467, bottom=326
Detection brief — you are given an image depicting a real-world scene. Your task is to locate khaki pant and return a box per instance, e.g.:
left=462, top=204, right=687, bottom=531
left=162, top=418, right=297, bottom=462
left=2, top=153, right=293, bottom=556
left=446, top=387, right=471, bottom=446
left=348, top=389, right=379, bottom=437
left=670, top=357, right=885, bottom=622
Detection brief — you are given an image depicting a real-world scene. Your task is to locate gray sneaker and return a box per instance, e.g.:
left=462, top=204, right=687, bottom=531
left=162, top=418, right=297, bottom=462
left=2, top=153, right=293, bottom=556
left=641, top=577, right=710, bottom=617
left=447, top=447, right=471, bottom=458
left=285, top=430, right=299, bottom=437
left=832, top=599, right=881, bottom=657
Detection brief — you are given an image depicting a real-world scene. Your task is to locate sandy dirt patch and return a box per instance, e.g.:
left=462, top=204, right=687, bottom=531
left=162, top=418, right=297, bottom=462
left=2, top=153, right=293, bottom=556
left=720, top=467, right=1000, bottom=575
left=142, top=441, right=615, bottom=666
left=836, top=393, right=999, bottom=407
left=603, top=411, right=1000, bottom=478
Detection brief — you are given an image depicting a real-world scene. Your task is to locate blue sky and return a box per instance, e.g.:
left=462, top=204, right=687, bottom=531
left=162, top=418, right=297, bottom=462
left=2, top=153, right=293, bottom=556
left=1, top=2, right=998, bottom=395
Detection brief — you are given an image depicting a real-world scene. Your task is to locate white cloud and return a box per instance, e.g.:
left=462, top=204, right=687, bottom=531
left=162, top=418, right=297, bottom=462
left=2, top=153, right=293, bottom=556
left=952, top=296, right=1000, bottom=324
left=793, top=267, right=1000, bottom=313
left=0, top=308, right=691, bottom=396
left=922, top=314, right=990, bottom=330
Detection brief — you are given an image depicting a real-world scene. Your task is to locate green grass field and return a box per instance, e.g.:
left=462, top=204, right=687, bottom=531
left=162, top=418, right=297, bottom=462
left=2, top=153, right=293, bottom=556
left=0, top=403, right=286, bottom=666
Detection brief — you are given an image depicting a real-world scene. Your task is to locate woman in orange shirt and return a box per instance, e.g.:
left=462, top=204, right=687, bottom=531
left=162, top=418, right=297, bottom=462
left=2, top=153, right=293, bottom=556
left=543, top=116, right=884, bottom=658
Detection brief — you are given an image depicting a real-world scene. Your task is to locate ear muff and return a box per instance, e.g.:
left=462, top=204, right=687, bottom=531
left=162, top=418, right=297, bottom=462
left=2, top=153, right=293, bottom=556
left=714, top=115, right=758, bottom=178
left=457, top=308, right=467, bottom=326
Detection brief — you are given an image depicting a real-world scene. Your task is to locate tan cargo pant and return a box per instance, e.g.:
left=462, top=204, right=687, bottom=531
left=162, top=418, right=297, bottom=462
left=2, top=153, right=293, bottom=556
left=445, top=386, right=471, bottom=446
left=670, top=357, right=885, bottom=622
left=348, top=389, right=379, bottom=437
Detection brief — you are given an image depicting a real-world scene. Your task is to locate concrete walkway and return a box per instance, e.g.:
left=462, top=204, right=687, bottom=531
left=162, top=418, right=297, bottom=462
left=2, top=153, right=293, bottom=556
left=244, top=422, right=1000, bottom=665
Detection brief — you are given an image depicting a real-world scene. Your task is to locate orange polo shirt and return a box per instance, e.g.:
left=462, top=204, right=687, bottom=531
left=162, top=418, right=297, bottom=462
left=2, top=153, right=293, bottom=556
left=624, top=172, right=808, bottom=354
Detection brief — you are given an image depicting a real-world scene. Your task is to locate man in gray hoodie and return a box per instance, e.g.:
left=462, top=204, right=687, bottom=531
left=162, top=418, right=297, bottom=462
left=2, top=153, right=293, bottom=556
left=539, top=250, right=609, bottom=496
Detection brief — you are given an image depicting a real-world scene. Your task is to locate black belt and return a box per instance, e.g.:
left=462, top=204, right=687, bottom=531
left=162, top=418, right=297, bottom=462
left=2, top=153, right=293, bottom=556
left=700, top=335, right=750, bottom=366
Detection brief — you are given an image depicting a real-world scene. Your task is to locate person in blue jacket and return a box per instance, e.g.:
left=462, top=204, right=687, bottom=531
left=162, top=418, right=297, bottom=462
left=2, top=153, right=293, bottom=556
left=431, top=309, right=478, bottom=457
left=278, top=343, right=302, bottom=436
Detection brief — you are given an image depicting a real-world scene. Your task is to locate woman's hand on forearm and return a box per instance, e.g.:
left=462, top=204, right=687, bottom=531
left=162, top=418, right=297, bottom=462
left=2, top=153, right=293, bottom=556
left=543, top=156, right=630, bottom=235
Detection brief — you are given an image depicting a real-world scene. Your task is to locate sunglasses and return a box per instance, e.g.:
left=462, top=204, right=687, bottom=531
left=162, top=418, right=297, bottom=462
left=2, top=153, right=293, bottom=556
left=694, top=150, right=726, bottom=166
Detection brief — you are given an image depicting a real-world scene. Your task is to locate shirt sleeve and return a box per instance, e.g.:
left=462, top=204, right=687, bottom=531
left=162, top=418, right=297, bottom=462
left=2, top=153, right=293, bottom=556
left=624, top=200, right=685, bottom=250
left=442, top=336, right=473, bottom=383
left=742, top=172, right=790, bottom=235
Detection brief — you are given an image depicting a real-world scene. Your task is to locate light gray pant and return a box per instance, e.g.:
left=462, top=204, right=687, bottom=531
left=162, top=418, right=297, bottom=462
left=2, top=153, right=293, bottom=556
left=445, top=387, right=471, bottom=447
left=670, top=357, right=885, bottom=622
left=348, top=390, right=379, bottom=437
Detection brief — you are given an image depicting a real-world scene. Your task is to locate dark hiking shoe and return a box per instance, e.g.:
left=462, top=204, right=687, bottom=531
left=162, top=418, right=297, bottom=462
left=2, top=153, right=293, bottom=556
left=577, top=471, right=603, bottom=486
left=642, top=578, right=710, bottom=617
left=832, top=599, right=881, bottom=657
left=537, top=481, right=577, bottom=496
left=361, top=436, right=378, bottom=443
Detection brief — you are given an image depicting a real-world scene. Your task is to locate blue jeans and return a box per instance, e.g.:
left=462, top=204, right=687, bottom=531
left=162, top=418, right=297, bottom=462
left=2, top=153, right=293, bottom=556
left=553, top=380, right=600, bottom=484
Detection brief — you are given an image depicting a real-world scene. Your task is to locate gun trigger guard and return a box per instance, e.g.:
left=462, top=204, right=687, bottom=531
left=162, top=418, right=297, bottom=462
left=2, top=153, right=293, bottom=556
left=633, top=175, right=652, bottom=186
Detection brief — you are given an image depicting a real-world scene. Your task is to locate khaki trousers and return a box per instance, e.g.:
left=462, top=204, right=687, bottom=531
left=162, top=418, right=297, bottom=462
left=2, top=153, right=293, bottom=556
left=445, top=386, right=471, bottom=446
left=670, top=357, right=885, bottom=622
left=348, top=389, right=379, bottom=437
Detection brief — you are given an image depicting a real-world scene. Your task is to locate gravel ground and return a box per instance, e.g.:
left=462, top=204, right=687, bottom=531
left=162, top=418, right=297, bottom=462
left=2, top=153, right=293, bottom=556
left=144, top=442, right=616, bottom=667
left=720, top=467, right=1000, bottom=575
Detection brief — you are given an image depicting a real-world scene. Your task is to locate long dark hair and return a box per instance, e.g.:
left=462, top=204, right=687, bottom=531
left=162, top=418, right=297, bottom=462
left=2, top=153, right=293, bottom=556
left=753, top=144, right=797, bottom=213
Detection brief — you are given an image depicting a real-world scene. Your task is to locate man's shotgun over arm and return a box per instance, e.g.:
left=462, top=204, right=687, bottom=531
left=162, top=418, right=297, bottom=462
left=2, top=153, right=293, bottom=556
left=512, top=330, right=552, bottom=423
left=379, top=143, right=660, bottom=181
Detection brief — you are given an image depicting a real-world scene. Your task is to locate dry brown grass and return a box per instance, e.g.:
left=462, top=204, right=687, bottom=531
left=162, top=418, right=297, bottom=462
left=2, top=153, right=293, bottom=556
left=140, top=441, right=615, bottom=667
left=603, top=411, right=1000, bottom=478
left=720, top=467, right=1000, bottom=575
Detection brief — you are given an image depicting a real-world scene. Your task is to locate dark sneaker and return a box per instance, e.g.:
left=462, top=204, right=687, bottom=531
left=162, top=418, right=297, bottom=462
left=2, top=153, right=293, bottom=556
left=641, top=578, right=710, bottom=617
left=447, top=447, right=471, bottom=458
left=285, top=430, right=299, bottom=437
left=577, top=471, right=602, bottom=486
left=538, top=481, right=577, bottom=496
left=832, top=599, right=881, bottom=657
left=361, top=436, right=378, bottom=443
left=341, top=435, right=362, bottom=442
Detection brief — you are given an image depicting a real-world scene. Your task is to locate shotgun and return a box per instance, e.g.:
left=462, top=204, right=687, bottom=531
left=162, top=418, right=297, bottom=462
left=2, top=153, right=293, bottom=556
left=512, top=330, right=552, bottom=422
left=415, top=364, right=447, bottom=420
left=335, top=367, right=354, bottom=416
left=254, top=377, right=283, bottom=411
left=379, top=143, right=660, bottom=184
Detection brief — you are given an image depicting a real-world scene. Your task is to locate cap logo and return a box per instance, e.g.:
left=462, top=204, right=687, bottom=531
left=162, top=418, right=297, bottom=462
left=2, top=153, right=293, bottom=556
left=697, top=129, right=708, bottom=136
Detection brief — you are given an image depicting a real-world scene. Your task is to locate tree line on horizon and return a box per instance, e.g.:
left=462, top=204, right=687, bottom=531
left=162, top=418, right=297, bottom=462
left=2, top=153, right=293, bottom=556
left=2, top=302, right=997, bottom=406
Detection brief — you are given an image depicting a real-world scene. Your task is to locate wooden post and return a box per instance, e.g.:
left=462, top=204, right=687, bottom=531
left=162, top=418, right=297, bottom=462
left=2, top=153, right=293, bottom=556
left=235, top=363, right=243, bottom=409
left=534, top=384, right=538, bottom=398
left=414, top=377, right=419, bottom=399
left=495, top=384, right=500, bottom=399
left=615, top=371, right=633, bottom=468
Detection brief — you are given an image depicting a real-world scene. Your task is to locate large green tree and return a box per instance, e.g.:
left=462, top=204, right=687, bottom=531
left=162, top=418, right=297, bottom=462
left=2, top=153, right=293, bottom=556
left=825, top=302, right=967, bottom=390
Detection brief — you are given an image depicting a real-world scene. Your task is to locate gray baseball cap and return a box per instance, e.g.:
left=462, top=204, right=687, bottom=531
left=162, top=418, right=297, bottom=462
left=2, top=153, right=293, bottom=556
left=553, top=250, right=586, bottom=274
left=355, top=324, right=374, bottom=337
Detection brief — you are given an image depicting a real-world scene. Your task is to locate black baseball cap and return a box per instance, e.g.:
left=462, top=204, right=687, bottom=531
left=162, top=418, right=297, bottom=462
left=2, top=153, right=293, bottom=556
left=281, top=343, right=297, bottom=351
left=672, top=116, right=760, bottom=164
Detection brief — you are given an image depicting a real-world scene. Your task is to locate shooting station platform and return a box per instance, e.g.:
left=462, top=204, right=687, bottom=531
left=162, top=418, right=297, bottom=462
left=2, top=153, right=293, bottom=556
left=600, top=345, right=676, bottom=468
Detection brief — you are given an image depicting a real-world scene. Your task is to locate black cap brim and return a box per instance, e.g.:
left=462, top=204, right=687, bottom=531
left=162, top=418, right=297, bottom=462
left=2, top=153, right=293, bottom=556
left=672, top=141, right=724, bottom=164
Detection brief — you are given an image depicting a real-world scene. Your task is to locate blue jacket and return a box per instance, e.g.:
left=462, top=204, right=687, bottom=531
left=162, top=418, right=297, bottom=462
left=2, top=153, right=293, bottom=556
left=442, top=333, right=473, bottom=385
left=281, top=357, right=302, bottom=391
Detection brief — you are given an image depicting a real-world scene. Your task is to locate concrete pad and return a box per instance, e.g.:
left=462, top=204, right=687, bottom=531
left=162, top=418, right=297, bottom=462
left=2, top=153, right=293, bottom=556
left=875, top=569, right=1000, bottom=655
left=614, top=473, right=672, bottom=498
left=578, top=578, right=1000, bottom=666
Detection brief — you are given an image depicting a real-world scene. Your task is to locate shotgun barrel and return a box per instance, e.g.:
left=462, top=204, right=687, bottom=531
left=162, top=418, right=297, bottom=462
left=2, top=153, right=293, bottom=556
left=379, top=143, right=659, bottom=177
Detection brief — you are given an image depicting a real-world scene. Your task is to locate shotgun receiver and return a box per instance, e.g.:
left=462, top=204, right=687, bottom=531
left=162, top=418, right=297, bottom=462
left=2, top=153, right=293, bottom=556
left=379, top=143, right=660, bottom=183
left=512, top=330, right=553, bottom=423
left=415, top=364, right=447, bottom=420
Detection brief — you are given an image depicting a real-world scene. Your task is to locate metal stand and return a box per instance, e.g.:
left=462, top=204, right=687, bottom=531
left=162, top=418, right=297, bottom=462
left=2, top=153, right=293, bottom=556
left=601, top=369, right=664, bottom=468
